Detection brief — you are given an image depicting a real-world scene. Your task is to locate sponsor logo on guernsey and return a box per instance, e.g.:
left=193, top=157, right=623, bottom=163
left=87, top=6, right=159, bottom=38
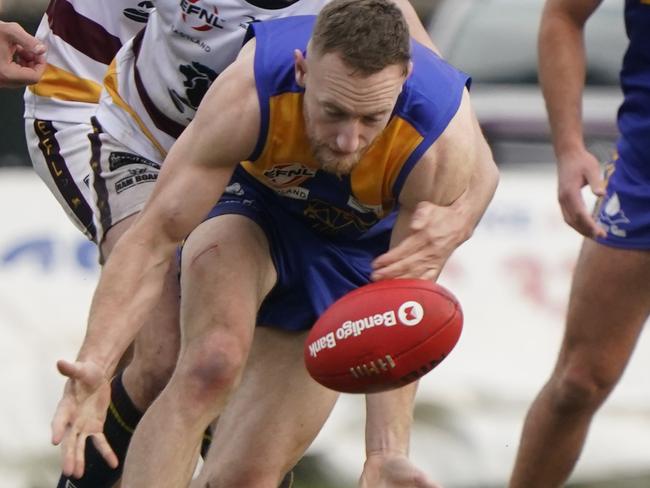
left=180, top=0, right=225, bottom=31
left=171, top=27, right=212, bottom=52
left=123, top=1, right=154, bottom=23
left=597, top=192, right=630, bottom=238
left=263, top=164, right=317, bottom=187
left=275, top=186, right=310, bottom=200
left=307, top=301, right=424, bottom=358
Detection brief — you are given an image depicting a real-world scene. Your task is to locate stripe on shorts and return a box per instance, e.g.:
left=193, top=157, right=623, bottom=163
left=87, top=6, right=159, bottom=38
left=33, top=119, right=97, bottom=241
left=89, top=116, right=112, bottom=244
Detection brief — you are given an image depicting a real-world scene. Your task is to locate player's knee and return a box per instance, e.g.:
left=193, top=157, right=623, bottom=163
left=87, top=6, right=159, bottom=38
left=551, top=366, right=616, bottom=412
left=177, top=334, right=247, bottom=403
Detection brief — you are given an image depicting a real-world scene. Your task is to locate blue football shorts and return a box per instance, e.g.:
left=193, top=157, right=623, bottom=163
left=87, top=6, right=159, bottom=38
left=205, top=166, right=395, bottom=331
left=594, top=157, right=650, bottom=249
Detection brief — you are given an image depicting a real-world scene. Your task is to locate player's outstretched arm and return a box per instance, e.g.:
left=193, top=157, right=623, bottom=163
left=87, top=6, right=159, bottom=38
left=51, top=360, right=117, bottom=478
left=371, top=88, right=498, bottom=281
left=51, top=41, right=260, bottom=476
left=539, top=0, right=606, bottom=238
left=0, top=20, right=46, bottom=87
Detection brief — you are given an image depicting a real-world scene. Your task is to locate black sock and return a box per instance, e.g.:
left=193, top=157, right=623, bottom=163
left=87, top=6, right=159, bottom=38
left=56, top=372, right=143, bottom=488
left=200, top=427, right=213, bottom=459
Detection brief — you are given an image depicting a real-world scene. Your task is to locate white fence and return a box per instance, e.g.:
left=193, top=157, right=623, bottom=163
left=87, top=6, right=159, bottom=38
left=1, top=167, right=649, bottom=487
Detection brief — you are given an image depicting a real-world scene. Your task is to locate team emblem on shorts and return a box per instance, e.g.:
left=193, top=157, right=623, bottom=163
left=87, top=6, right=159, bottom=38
left=597, top=192, right=630, bottom=237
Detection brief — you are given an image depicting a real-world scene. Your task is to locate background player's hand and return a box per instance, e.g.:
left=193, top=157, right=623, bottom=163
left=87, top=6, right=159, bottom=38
left=51, top=359, right=117, bottom=478
left=359, top=453, right=442, bottom=488
left=371, top=201, right=470, bottom=281
left=556, top=148, right=607, bottom=238
left=0, top=21, right=46, bottom=88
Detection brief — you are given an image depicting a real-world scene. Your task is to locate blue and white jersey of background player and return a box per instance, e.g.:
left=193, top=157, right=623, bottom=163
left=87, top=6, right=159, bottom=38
left=237, top=15, right=470, bottom=240
left=595, top=0, right=650, bottom=247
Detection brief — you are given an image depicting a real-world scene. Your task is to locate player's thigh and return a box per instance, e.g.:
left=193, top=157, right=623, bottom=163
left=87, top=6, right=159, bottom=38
left=25, top=118, right=96, bottom=240
left=561, top=239, right=650, bottom=372
left=180, top=214, right=278, bottom=344
left=198, top=327, right=338, bottom=483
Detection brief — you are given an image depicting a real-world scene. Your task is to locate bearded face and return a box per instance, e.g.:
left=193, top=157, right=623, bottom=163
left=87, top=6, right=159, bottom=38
left=302, top=102, right=369, bottom=176
left=294, top=50, right=409, bottom=177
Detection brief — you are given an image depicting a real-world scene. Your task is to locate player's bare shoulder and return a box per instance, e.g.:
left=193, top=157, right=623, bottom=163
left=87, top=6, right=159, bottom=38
left=401, top=88, right=484, bottom=207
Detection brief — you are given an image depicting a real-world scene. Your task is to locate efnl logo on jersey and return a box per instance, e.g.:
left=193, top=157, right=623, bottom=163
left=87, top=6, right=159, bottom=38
left=180, top=0, right=226, bottom=31
left=307, top=301, right=425, bottom=358
left=263, top=163, right=317, bottom=200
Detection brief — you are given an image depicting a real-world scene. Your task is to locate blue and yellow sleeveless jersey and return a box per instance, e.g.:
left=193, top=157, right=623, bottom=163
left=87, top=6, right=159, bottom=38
left=617, top=1, right=650, bottom=177
left=240, top=16, right=469, bottom=240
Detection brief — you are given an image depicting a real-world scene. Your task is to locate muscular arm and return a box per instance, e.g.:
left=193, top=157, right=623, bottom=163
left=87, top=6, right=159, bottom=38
left=362, top=90, right=497, bottom=486
left=372, top=88, right=498, bottom=281
left=539, top=0, right=606, bottom=237
left=539, top=0, right=601, bottom=155
left=76, top=42, right=260, bottom=376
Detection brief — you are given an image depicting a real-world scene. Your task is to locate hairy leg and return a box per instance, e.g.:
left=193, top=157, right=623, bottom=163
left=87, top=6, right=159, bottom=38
left=193, top=327, right=339, bottom=488
left=509, top=240, right=650, bottom=488
left=122, top=214, right=277, bottom=488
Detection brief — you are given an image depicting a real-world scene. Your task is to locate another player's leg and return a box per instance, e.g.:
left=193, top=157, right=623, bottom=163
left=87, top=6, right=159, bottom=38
left=57, top=125, right=181, bottom=487
left=122, top=214, right=278, bottom=487
left=25, top=119, right=97, bottom=240
left=23, top=118, right=139, bottom=488
left=193, top=326, right=339, bottom=487
left=509, top=239, right=650, bottom=488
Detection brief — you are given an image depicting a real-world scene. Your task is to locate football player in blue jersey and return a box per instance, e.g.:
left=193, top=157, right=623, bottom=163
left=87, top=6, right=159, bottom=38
left=510, top=1, right=650, bottom=487
left=53, top=1, right=498, bottom=486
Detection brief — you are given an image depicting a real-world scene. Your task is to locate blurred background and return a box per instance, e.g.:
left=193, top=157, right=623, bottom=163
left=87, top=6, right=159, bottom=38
left=1, top=0, right=649, bottom=487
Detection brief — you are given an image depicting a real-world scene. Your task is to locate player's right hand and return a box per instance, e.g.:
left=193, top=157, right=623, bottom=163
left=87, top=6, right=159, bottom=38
left=556, top=148, right=607, bottom=239
left=51, top=359, right=117, bottom=479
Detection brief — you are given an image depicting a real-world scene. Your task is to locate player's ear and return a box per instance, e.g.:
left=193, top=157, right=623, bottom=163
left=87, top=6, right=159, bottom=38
left=406, top=60, right=413, bottom=79
left=294, top=48, right=307, bottom=87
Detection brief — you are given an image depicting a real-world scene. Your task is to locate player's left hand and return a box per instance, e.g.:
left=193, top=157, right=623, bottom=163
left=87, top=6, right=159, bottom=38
left=51, top=359, right=117, bottom=479
left=0, top=21, right=46, bottom=88
left=359, top=453, right=442, bottom=488
left=371, top=201, right=470, bottom=281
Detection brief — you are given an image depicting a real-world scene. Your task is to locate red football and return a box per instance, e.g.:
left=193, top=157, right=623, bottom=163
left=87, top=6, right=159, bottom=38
left=304, top=279, right=463, bottom=394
